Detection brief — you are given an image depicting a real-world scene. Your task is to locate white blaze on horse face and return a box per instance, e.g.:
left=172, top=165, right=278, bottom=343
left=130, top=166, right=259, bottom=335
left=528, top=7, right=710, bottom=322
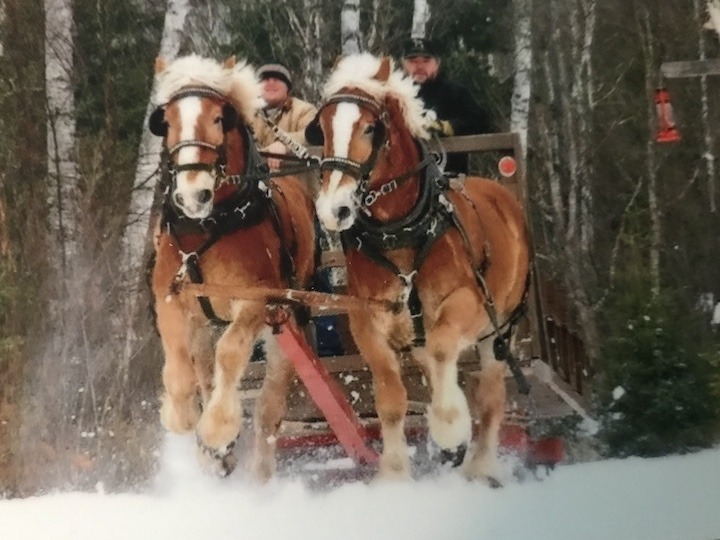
left=174, top=97, right=215, bottom=219
left=316, top=102, right=361, bottom=231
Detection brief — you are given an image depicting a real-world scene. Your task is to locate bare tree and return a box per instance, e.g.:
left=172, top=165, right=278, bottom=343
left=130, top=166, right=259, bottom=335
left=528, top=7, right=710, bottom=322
left=637, top=4, right=661, bottom=296
left=411, top=0, right=430, bottom=39
left=341, top=0, right=362, bottom=54
left=697, top=0, right=717, bottom=212
left=45, top=0, right=79, bottom=273
left=511, top=0, right=533, bottom=162
left=118, top=0, right=190, bottom=378
left=534, top=0, right=600, bottom=359
left=186, top=0, right=232, bottom=57
left=286, top=0, right=325, bottom=101
left=121, top=0, right=190, bottom=282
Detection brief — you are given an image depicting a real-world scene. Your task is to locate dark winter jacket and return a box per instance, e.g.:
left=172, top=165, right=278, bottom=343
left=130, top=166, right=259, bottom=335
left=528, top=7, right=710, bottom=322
left=304, top=72, right=494, bottom=174
left=418, top=72, right=495, bottom=174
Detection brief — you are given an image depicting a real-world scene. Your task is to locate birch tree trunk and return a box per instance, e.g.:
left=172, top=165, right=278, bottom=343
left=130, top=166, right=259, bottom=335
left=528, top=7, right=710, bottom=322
left=341, top=0, right=362, bottom=54
left=118, top=0, right=189, bottom=373
left=510, top=0, right=533, bottom=163
left=45, top=0, right=79, bottom=274
left=121, top=0, right=190, bottom=280
left=535, top=0, right=600, bottom=361
left=286, top=0, right=324, bottom=102
left=411, top=0, right=430, bottom=39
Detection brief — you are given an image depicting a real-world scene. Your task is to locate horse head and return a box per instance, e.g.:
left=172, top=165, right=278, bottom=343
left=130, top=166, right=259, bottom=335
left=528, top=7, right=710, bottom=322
left=150, top=55, right=263, bottom=219
left=315, top=54, right=429, bottom=231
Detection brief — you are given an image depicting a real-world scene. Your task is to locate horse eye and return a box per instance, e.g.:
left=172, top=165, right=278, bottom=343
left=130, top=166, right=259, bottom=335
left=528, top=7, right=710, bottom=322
left=214, top=116, right=222, bottom=124
left=364, top=124, right=375, bottom=135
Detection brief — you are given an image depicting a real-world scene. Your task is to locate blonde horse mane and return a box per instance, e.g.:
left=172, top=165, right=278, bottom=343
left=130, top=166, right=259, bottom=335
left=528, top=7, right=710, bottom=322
left=154, top=54, right=263, bottom=125
left=324, top=53, right=430, bottom=139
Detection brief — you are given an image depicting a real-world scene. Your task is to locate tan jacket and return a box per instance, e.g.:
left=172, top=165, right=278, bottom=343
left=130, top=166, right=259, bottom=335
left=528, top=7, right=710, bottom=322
left=252, top=97, right=317, bottom=148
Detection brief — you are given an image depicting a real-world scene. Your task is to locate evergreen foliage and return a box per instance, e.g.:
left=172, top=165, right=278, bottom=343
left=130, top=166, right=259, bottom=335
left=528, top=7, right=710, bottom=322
left=597, top=267, right=720, bottom=457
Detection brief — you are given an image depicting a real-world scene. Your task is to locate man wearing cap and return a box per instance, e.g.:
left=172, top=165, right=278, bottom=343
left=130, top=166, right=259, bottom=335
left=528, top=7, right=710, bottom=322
left=253, top=63, right=317, bottom=170
left=402, top=38, right=494, bottom=174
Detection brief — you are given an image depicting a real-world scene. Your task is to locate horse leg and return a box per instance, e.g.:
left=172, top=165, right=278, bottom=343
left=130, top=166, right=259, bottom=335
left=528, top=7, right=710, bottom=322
left=196, top=301, right=265, bottom=476
left=350, top=311, right=411, bottom=480
left=189, top=325, right=215, bottom=407
left=156, top=301, right=200, bottom=434
left=415, top=289, right=478, bottom=464
left=463, top=337, right=506, bottom=486
left=249, top=326, right=295, bottom=483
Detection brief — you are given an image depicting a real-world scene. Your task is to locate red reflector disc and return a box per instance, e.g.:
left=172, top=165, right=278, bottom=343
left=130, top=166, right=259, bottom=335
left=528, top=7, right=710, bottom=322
left=498, top=156, right=517, bottom=177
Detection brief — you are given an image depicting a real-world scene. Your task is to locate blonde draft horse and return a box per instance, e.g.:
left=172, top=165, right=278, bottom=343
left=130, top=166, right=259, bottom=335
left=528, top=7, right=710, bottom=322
left=314, top=54, right=530, bottom=484
left=149, top=55, right=315, bottom=480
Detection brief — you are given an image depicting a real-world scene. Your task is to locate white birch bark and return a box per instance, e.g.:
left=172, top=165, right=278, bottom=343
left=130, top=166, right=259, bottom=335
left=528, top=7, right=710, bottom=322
left=45, top=0, right=79, bottom=271
left=411, top=0, right=430, bottom=39
left=341, top=0, right=362, bottom=55
left=121, top=0, right=190, bottom=279
left=510, top=0, right=533, bottom=164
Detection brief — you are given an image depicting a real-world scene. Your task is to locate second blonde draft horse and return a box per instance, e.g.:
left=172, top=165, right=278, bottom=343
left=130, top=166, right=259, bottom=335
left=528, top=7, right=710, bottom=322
left=313, top=54, right=531, bottom=484
left=148, top=55, right=315, bottom=480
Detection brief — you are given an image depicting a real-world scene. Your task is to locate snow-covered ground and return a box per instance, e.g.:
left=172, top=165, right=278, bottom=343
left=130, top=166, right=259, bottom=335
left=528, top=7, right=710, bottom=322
left=2, top=434, right=719, bottom=540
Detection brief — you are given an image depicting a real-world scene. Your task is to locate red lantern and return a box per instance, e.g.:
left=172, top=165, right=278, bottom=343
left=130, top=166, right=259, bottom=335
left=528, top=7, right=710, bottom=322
left=655, top=87, right=681, bottom=143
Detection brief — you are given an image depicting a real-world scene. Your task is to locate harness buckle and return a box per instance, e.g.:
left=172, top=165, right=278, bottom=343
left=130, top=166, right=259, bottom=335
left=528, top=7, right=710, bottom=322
left=398, top=270, right=418, bottom=304
left=438, top=193, right=454, bottom=214
left=175, top=250, right=197, bottom=281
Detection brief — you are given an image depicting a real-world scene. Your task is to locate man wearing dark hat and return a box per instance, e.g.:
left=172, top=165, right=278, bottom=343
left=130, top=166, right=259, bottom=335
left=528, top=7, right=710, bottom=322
left=253, top=63, right=317, bottom=170
left=402, top=38, right=494, bottom=174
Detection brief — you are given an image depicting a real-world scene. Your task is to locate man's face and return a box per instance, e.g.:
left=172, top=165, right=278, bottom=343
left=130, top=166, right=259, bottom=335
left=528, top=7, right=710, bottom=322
left=402, top=55, right=440, bottom=84
left=261, top=76, right=289, bottom=107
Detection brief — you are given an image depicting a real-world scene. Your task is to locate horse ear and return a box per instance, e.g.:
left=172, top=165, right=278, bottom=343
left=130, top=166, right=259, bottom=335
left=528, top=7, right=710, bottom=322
left=154, top=57, right=167, bottom=74
left=222, top=103, right=239, bottom=132
left=149, top=106, right=168, bottom=137
left=223, top=55, right=236, bottom=69
left=304, top=113, right=324, bottom=146
left=374, top=56, right=391, bottom=83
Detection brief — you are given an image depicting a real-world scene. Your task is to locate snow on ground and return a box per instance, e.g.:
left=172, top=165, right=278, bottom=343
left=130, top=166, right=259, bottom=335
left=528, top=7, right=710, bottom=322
left=2, top=434, right=720, bottom=540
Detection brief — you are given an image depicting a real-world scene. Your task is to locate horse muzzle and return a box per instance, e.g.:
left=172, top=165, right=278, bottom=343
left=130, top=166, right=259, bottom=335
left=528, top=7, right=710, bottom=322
left=172, top=171, right=216, bottom=219
left=316, top=186, right=357, bottom=232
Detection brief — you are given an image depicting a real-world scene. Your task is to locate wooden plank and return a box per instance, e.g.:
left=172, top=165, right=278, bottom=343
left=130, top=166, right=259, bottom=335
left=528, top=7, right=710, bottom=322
left=308, top=132, right=518, bottom=156
left=661, top=58, right=720, bottom=78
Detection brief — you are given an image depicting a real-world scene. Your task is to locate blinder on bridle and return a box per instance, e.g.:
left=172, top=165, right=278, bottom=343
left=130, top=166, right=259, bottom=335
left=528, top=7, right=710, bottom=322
left=318, top=93, right=389, bottom=192
left=148, top=86, right=243, bottom=187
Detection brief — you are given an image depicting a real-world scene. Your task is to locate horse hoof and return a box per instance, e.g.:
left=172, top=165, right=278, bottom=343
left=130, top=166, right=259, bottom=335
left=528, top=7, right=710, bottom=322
left=486, top=476, right=503, bottom=489
left=439, top=444, right=467, bottom=468
left=197, top=439, right=237, bottom=478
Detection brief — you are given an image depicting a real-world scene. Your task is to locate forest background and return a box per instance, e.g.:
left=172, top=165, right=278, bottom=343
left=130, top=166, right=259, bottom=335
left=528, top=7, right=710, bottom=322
left=1, top=0, right=720, bottom=496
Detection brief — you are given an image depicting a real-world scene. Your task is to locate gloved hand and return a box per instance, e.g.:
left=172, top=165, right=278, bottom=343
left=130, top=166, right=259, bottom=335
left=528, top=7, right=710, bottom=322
left=426, top=119, right=454, bottom=137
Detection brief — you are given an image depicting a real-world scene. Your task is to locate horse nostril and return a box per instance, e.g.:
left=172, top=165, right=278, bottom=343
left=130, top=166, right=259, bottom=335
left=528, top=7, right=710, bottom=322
left=173, top=193, right=185, bottom=208
left=197, top=189, right=212, bottom=204
left=336, top=206, right=352, bottom=222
